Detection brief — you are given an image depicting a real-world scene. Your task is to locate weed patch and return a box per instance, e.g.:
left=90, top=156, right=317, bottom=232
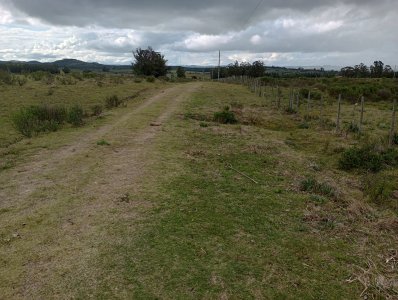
left=12, top=105, right=67, bottom=137
left=339, top=145, right=398, bottom=172
left=363, top=173, right=397, bottom=209
left=97, top=139, right=111, bottom=146
left=300, top=177, right=336, bottom=198
left=213, top=106, right=238, bottom=124
left=90, top=105, right=103, bottom=117
left=67, top=105, right=84, bottom=126
left=105, top=95, right=122, bottom=109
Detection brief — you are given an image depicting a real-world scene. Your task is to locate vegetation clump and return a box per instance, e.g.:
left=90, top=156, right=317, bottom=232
left=345, top=121, right=360, bottom=134
left=105, top=95, right=122, bottom=109
left=300, top=177, right=336, bottom=198
left=97, top=139, right=111, bottom=146
left=146, top=76, right=155, bottom=83
left=363, top=173, right=397, bottom=208
left=339, top=144, right=398, bottom=172
left=12, top=105, right=67, bottom=137
left=213, top=106, right=238, bottom=124
left=67, top=105, right=84, bottom=126
left=90, top=105, right=103, bottom=116
left=176, top=66, right=186, bottom=78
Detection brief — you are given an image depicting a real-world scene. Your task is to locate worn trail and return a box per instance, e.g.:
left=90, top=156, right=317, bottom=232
left=0, top=82, right=201, bottom=298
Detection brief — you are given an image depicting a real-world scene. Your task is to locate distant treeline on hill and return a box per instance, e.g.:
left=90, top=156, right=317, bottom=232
left=209, top=60, right=338, bottom=79
left=341, top=61, right=396, bottom=78
left=0, top=59, right=131, bottom=74
left=0, top=61, right=60, bottom=74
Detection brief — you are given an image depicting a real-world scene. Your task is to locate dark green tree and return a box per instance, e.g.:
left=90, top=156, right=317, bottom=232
left=176, top=66, right=186, bottom=78
left=132, top=47, right=167, bottom=77
left=370, top=61, right=384, bottom=78
left=383, top=65, right=394, bottom=78
left=354, top=63, right=369, bottom=77
left=341, top=66, right=356, bottom=77
left=249, top=61, right=266, bottom=77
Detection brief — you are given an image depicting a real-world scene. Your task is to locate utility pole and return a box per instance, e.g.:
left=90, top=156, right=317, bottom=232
left=218, top=50, right=220, bottom=81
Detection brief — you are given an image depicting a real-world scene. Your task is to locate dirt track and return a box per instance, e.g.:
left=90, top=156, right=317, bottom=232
left=0, top=82, right=201, bottom=298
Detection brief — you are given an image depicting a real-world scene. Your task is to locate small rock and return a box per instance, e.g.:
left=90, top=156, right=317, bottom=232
left=12, top=232, right=20, bottom=239
left=393, top=190, right=398, bottom=199
left=150, top=122, right=162, bottom=127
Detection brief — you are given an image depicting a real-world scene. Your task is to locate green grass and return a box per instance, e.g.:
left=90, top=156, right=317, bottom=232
left=0, top=74, right=165, bottom=147
left=88, top=82, right=397, bottom=298
left=0, top=79, right=397, bottom=299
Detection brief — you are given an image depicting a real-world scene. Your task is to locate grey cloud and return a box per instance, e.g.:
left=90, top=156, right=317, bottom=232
left=0, top=0, right=397, bottom=66
left=2, top=0, right=396, bottom=33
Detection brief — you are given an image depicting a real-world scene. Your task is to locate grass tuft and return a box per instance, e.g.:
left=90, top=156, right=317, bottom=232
left=213, top=106, right=237, bottom=124
left=300, top=177, right=336, bottom=198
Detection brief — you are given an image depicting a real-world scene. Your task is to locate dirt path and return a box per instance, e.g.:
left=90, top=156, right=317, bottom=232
left=0, top=82, right=201, bottom=298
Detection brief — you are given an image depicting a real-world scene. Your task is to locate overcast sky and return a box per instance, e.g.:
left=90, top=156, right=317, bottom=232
left=0, top=0, right=397, bottom=67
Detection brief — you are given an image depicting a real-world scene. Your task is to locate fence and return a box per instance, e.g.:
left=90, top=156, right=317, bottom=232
left=218, top=76, right=397, bottom=146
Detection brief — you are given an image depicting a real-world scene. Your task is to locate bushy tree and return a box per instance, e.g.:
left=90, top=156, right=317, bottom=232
left=340, top=66, right=356, bottom=77
left=249, top=61, right=266, bottom=77
left=132, top=47, right=167, bottom=77
left=383, top=65, right=394, bottom=78
left=370, top=61, right=384, bottom=78
left=354, top=63, right=369, bottom=77
left=176, top=66, right=186, bottom=78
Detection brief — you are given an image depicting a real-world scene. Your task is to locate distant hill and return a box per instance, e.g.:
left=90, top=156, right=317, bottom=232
left=0, top=59, right=131, bottom=73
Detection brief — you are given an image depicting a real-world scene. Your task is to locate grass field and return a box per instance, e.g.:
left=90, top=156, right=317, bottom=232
left=0, top=76, right=397, bottom=299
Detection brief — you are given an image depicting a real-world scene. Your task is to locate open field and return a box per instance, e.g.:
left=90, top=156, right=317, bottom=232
left=0, top=77, right=397, bottom=299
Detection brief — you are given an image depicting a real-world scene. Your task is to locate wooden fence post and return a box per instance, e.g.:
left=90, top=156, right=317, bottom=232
left=307, top=91, right=311, bottom=114
left=389, top=98, right=397, bottom=147
left=336, top=94, right=342, bottom=132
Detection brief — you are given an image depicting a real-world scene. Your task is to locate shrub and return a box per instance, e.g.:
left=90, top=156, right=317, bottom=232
left=300, top=177, right=336, bottom=198
left=213, top=107, right=237, bottom=124
left=16, top=76, right=27, bottom=86
left=345, top=121, right=360, bottom=134
left=57, top=75, right=76, bottom=85
left=339, top=144, right=398, bottom=172
left=299, top=88, right=310, bottom=98
left=0, top=70, right=14, bottom=85
left=91, top=105, right=103, bottom=116
left=134, top=78, right=142, bottom=83
left=12, top=104, right=67, bottom=137
left=298, top=122, right=309, bottom=129
left=97, top=139, right=110, bottom=146
left=67, top=105, right=84, bottom=126
left=393, top=133, right=398, bottom=145
left=339, top=145, right=383, bottom=172
left=146, top=76, right=155, bottom=83
left=377, top=89, right=391, bottom=100
left=105, top=95, right=122, bottom=109
left=363, top=173, right=397, bottom=207
left=12, top=108, right=40, bottom=137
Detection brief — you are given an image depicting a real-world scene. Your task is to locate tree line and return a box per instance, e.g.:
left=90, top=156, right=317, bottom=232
left=209, top=61, right=266, bottom=79
left=0, top=62, right=60, bottom=74
left=341, top=61, right=396, bottom=78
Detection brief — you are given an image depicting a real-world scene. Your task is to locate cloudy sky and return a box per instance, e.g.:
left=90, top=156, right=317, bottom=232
left=0, top=0, right=397, bottom=67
